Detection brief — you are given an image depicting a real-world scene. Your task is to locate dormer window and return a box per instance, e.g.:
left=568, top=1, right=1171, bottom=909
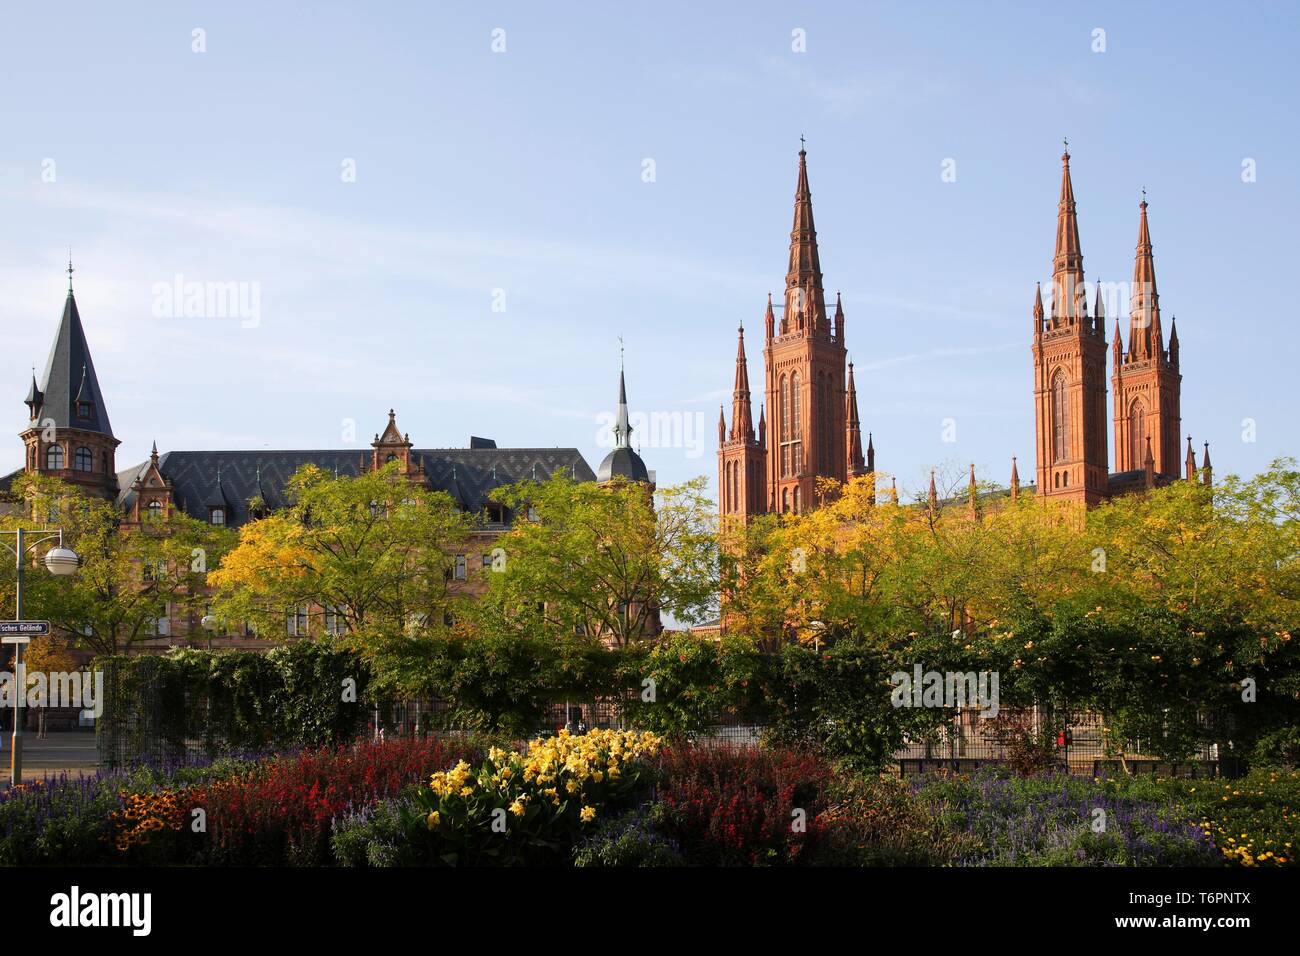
left=76, top=401, right=93, bottom=421
left=147, top=500, right=163, bottom=521
left=210, top=507, right=226, bottom=526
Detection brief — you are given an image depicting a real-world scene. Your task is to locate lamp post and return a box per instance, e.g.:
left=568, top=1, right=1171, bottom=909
left=2, top=528, right=80, bottom=786
left=201, top=613, right=218, bottom=651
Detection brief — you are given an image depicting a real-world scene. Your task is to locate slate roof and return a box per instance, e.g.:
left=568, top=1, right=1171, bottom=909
left=116, top=447, right=596, bottom=527
left=597, top=446, right=650, bottom=483
left=28, top=292, right=114, bottom=437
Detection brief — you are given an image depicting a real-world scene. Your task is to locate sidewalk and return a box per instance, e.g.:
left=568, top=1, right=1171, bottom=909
left=0, top=731, right=100, bottom=783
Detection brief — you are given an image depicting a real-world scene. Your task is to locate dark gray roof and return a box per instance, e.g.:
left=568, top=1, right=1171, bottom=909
left=27, top=292, right=114, bottom=437
left=597, top=446, right=650, bottom=483
left=116, top=447, right=596, bottom=526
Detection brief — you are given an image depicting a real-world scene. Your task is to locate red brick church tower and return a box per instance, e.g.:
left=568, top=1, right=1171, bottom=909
left=718, top=146, right=868, bottom=522
left=1032, top=146, right=1110, bottom=505
left=1112, top=197, right=1182, bottom=478
left=1032, top=146, right=1190, bottom=503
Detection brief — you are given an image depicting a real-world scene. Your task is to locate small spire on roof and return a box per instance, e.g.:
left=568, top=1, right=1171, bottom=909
left=67, top=249, right=75, bottom=293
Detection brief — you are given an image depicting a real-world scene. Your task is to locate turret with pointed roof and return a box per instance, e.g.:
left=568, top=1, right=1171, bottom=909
left=846, top=360, right=866, bottom=478
left=19, top=271, right=121, bottom=499
left=599, top=357, right=650, bottom=485
left=719, top=323, right=766, bottom=520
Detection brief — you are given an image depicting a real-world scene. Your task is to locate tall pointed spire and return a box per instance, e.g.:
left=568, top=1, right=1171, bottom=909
left=729, top=324, right=754, bottom=441
left=1052, top=142, right=1085, bottom=325
left=1201, top=442, right=1213, bottom=487
left=1032, top=282, right=1044, bottom=336
left=1093, top=275, right=1105, bottom=334
left=31, top=277, right=114, bottom=437
left=889, top=475, right=898, bottom=505
left=757, top=403, right=766, bottom=448
left=1010, top=456, right=1020, bottom=500
left=1185, top=435, right=1197, bottom=481
left=968, top=463, right=978, bottom=514
left=846, top=360, right=865, bottom=477
left=928, top=470, right=938, bottom=511
left=614, top=364, right=632, bottom=449
left=1144, top=434, right=1156, bottom=489
left=1128, top=195, right=1162, bottom=361
left=785, top=144, right=826, bottom=335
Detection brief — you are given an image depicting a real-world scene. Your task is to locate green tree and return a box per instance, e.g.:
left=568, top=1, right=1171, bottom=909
left=477, top=473, right=718, bottom=647
left=0, top=474, right=233, bottom=656
left=208, top=462, right=473, bottom=639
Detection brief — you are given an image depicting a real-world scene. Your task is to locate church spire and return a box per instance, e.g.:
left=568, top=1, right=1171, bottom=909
left=1185, top=435, right=1197, bottom=481
left=729, top=324, right=754, bottom=442
left=1201, top=441, right=1213, bottom=487
left=846, top=360, right=865, bottom=477
left=1128, top=195, right=1162, bottom=361
left=785, top=144, right=826, bottom=335
left=1052, top=142, right=1085, bottom=325
left=1032, top=282, right=1044, bottom=336
left=1010, top=456, right=1020, bottom=500
left=928, top=470, right=938, bottom=511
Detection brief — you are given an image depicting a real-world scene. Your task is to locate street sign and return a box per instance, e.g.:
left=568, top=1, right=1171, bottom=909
left=0, top=621, right=50, bottom=637
left=1, top=637, right=31, bottom=645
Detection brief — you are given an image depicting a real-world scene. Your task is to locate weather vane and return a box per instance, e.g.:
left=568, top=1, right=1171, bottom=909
left=800, top=133, right=806, bottom=151
left=67, top=249, right=74, bottom=291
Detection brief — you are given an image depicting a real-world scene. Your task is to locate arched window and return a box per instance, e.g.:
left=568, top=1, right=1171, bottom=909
left=74, top=447, right=93, bottom=472
left=781, top=488, right=789, bottom=513
left=46, top=445, right=64, bottom=470
left=789, top=371, right=802, bottom=477
left=147, top=500, right=162, bottom=521
left=779, top=375, right=791, bottom=477
left=793, top=486, right=801, bottom=513
left=1051, top=370, right=1069, bottom=463
left=791, top=372, right=802, bottom=438
left=1130, top=399, right=1146, bottom=468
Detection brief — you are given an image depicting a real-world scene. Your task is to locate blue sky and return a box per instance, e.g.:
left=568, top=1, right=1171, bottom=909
left=2, top=1, right=1296, bottom=500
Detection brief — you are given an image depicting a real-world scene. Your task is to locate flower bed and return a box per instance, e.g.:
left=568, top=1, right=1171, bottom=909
left=3, top=736, right=1295, bottom=867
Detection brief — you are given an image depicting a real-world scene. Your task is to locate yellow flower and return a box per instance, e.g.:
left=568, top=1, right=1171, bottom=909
left=427, top=811, right=440, bottom=829
left=509, top=799, right=527, bottom=817
left=580, top=806, right=596, bottom=823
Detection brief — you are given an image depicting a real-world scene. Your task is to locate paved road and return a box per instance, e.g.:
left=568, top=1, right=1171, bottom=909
left=0, top=731, right=99, bottom=783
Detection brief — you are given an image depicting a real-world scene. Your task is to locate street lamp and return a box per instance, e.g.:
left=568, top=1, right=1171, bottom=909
left=2, top=528, right=80, bottom=786
left=201, top=613, right=218, bottom=651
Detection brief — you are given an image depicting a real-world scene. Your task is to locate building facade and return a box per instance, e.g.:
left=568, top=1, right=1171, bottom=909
left=717, top=146, right=871, bottom=524
left=719, top=145, right=1211, bottom=519
left=4, top=279, right=662, bottom=647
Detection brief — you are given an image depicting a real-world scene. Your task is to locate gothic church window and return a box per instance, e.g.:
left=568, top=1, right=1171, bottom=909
left=1051, top=370, right=1069, bottom=463
left=1130, top=400, right=1146, bottom=468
